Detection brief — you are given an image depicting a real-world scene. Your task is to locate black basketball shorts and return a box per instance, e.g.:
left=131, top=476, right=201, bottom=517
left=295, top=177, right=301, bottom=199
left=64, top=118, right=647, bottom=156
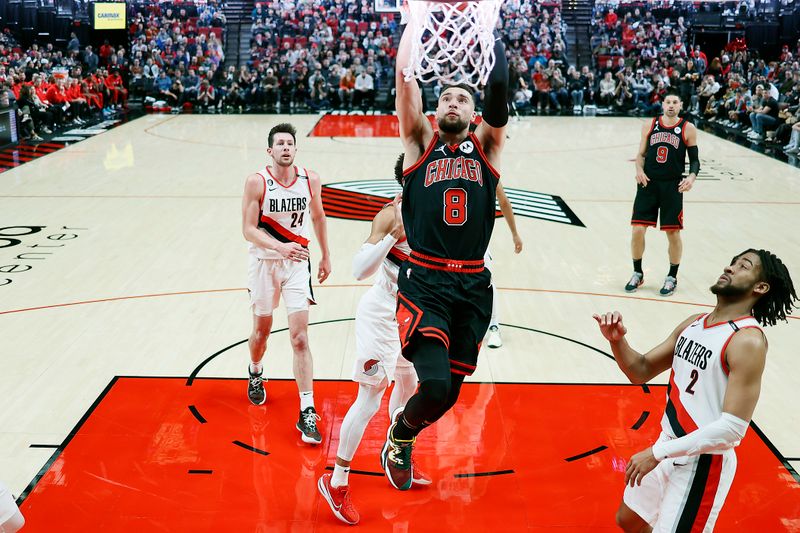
left=631, top=179, right=684, bottom=230
left=395, top=264, right=492, bottom=377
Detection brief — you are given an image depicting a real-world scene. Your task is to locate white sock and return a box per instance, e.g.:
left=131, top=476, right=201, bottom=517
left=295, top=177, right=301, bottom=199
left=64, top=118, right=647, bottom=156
left=331, top=464, right=350, bottom=488
left=300, top=390, right=314, bottom=411
left=249, top=361, right=263, bottom=374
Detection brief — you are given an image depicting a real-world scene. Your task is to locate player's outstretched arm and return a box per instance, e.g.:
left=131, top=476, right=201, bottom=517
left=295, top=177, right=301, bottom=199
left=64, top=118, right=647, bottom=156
left=242, top=173, right=309, bottom=262
left=474, top=34, right=509, bottom=163
left=638, top=329, right=766, bottom=471
left=496, top=183, right=522, bottom=253
left=308, top=171, right=331, bottom=283
left=395, top=24, right=433, bottom=159
left=352, top=201, right=404, bottom=281
left=593, top=312, right=700, bottom=384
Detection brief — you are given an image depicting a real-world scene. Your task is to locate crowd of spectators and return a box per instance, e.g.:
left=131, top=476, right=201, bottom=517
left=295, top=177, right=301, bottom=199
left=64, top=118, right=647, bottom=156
left=3, top=0, right=800, bottom=155
left=1, top=29, right=128, bottom=142
left=128, top=0, right=227, bottom=110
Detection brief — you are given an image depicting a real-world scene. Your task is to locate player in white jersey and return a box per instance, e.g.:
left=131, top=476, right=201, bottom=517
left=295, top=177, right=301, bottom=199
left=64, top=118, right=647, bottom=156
left=0, top=481, right=24, bottom=533
left=241, top=123, right=331, bottom=445
left=594, top=249, right=796, bottom=532
left=316, top=155, right=426, bottom=525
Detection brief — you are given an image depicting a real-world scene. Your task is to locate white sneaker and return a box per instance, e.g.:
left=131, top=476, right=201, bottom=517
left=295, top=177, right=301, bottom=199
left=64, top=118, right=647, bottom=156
left=486, top=325, right=502, bottom=348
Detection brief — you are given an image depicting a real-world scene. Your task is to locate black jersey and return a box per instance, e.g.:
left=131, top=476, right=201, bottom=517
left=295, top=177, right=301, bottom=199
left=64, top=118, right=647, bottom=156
left=644, top=117, right=689, bottom=181
left=401, top=132, right=500, bottom=261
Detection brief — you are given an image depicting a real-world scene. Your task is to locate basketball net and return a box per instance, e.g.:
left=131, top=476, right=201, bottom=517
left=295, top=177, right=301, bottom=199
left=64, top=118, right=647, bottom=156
left=403, top=0, right=503, bottom=90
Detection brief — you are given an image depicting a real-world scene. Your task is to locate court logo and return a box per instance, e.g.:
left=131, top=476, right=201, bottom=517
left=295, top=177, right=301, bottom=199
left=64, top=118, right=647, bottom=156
left=363, top=359, right=380, bottom=376
left=321, top=180, right=585, bottom=227
left=0, top=225, right=88, bottom=289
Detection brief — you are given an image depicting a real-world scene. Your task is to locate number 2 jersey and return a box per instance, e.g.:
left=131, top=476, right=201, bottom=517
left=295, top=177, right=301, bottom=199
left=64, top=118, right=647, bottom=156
left=401, top=132, right=500, bottom=262
left=662, top=314, right=762, bottom=441
left=644, top=117, right=690, bottom=181
left=249, top=165, right=313, bottom=260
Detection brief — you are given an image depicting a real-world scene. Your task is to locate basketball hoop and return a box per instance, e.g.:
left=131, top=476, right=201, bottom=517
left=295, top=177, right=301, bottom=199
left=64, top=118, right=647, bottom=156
left=403, top=0, right=503, bottom=90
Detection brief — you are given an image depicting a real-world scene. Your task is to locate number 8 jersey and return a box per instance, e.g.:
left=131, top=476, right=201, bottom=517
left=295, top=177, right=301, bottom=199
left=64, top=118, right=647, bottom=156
left=249, top=165, right=313, bottom=260
left=662, top=314, right=762, bottom=440
left=644, top=117, right=689, bottom=181
left=401, top=132, right=500, bottom=261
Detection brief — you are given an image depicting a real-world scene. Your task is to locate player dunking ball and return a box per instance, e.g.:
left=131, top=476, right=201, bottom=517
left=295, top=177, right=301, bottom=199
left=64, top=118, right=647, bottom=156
left=241, top=123, right=331, bottom=444
left=317, top=155, right=431, bottom=525
left=595, top=249, right=796, bottom=532
left=379, top=22, right=509, bottom=490
left=627, top=90, right=699, bottom=297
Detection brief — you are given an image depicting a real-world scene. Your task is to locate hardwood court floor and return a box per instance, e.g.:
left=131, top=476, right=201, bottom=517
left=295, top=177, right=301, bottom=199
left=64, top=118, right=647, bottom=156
left=1, top=114, right=798, bottom=530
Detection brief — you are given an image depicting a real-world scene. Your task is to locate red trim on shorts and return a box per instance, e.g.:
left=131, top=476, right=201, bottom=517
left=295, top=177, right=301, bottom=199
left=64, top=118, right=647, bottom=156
left=408, top=251, right=485, bottom=273
left=660, top=225, right=683, bottom=231
left=469, top=132, right=500, bottom=179
left=388, top=248, right=409, bottom=263
left=403, top=134, right=439, bottom=176
left=397, top=292, right=424, bottom=349
left=265, top=166, right=299, bottom=189
left=419, top=326, right=450, bottom=351
left=450, top=368, right=470, bottom=376
left=720, top=325, right=762, bottom=376
left=690, top=455, right=724, bottom=533
left=449, top=359, right=476, bottom=371
left=631, top=220, right=657, bottom=226
left=668, top=369, right=699, bottom=433
left=259, top=216, right=310, bottom=247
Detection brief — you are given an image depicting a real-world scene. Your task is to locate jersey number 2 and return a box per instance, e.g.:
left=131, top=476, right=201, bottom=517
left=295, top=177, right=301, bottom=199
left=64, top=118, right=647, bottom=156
left=685, top=369, right=699, bottom=395
left=656, top=146, right=669, bottom=164
left=444, top=188, right=467, bottom=226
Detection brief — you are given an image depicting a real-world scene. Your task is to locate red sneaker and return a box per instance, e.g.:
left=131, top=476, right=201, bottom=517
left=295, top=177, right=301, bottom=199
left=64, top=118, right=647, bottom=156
left=317, top=473, right=359, bottom=525
left=411, top=457, right=432, bottom=486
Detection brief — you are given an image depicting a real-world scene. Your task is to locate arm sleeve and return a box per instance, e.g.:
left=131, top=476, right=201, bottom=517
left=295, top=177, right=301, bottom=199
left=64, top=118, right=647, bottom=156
left=481, top=35, right=509, bottom=128
left=352, top=234, right=398, bottom=281
left=687, top=145, right=700, bottom=175
left=651, top=413, right=748, bottom=460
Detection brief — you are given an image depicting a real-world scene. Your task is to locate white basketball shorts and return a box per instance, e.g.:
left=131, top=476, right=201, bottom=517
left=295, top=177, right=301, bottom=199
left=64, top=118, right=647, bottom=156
left=624, top=434, right=737, bottom=532
left=352, top=284, right=413, bottom=386
left=247, top=255, right=315, bottom=316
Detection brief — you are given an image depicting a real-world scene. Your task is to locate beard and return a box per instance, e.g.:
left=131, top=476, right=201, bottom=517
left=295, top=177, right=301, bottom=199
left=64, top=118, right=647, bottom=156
left=437, top=114, right=469, bottom=134
left=710, top=281, right=750, bottom=297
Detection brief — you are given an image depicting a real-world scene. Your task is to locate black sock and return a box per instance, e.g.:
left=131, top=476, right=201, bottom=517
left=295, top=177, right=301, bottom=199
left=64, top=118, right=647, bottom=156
left=633, top=259, right=643, bottom=274
left=392, top=414, right=424, bottom=441
left=668, top=263, right=679, bottom=278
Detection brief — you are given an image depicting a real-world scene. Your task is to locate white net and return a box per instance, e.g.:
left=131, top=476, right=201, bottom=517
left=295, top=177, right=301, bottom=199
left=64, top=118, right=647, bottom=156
left=403, top=0, right=503, bottom=90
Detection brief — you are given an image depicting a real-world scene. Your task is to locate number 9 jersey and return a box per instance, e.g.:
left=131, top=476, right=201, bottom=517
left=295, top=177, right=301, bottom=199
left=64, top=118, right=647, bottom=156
left=644, top=117, right=689, bottom=181
left=401, top=132, right=500, bottom=262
